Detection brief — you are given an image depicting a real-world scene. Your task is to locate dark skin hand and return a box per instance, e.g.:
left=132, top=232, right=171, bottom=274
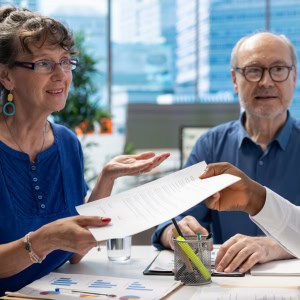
left=200, top=162, right=266, bottom=215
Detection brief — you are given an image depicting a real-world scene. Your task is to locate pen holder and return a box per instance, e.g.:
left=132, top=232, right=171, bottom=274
left=173, top=235, right=212, bottom=285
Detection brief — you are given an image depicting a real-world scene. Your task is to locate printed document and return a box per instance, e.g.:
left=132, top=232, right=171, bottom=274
left=76, top=161, right=240, bottom=240
left=15, top=272, right=182, bottom=300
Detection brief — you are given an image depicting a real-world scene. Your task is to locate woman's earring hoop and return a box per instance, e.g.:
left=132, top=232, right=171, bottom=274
left=2, top=91, right=15, bottom=117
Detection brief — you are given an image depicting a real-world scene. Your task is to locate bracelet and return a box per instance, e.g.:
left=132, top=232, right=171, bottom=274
left=23, top=232, right=45, bottom=264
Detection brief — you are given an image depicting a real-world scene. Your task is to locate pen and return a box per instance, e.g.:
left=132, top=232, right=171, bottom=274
left=160, top=281, right=184, bottom=300
left=206, top=232, right=212, bottom=240
left=4, top=292, right=53, bottom=300
left=196, top=231, right=203, bottom=258
left=55, top=288, right=117, bottom=298
left=171, top=218, right=183, bottom=236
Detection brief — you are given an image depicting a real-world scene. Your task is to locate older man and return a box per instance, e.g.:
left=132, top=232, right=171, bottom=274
left=152, top=32, right=300, bottom=273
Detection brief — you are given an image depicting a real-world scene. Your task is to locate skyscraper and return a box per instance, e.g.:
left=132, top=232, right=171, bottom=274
left=0, top=0, right=38, bottom=10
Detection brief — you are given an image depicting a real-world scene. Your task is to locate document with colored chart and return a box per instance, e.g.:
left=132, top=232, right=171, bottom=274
left=76, top=161, right=240, bottom=241
left=15, top=272, right=182, bottom=300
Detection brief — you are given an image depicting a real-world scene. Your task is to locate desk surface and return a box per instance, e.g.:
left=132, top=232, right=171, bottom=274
left=56, top=246, right=300, bottom=299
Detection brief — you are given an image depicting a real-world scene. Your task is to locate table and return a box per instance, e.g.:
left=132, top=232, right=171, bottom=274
left=56, top=246, right=300, bottom=299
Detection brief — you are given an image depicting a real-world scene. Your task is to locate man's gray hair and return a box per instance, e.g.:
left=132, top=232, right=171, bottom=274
left=230, top=32, right=297, bottom=68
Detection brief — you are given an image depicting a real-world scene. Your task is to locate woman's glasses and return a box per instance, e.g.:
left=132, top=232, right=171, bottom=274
left=14, top=58, right=78, bottom=74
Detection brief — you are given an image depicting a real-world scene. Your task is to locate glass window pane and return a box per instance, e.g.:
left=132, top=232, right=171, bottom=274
left=270, top=0, right=300, bottom=118
left=39, top=0, right=108, bottom=112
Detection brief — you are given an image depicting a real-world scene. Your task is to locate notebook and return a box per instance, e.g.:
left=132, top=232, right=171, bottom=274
left=250, top=258, right=300, bottom=276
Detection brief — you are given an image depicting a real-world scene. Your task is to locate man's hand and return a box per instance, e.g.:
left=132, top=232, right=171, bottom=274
left=200, top=162, right=266, bottom=216
left=215, top=234, right=294, bottom=273
left=160, top=216, right=209, bottom=249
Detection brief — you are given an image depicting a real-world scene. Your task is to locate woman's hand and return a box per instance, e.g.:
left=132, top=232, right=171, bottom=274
left=34, top=215, right=111, bottom=258
left=0, top=215, right=111, bottom=278
left=103, top=151, right=170, bottom=180
left=88, top=151, right=170, bottom=201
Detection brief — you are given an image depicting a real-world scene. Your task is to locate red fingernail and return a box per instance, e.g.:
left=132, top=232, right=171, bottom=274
left=101, top=217, right=111, bottom=222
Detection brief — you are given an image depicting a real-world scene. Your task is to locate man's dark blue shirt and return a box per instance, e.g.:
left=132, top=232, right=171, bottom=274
left=152, top=112, right=300, bottom=249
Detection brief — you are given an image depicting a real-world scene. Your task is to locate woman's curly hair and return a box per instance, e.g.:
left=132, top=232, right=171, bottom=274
left=0, top=6, right=76, bottom=103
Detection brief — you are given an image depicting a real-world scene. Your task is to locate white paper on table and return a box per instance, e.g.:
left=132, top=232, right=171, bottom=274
left=190, top=287, right=300, bottom=300
left=149, top=250, right=174, bottom=272
left=76, top=161, right=240, bottom=240
left=147, top=248, right=219, bottom=273
left=250, top=258, right=300, bottom=276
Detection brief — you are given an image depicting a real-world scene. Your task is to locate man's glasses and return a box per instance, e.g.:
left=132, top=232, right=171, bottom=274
left=14, top=58, right=78, bottom=74
left=234, top=65, right=294, bottom=82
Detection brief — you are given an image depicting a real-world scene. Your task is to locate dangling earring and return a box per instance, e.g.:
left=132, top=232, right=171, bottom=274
left=2, top=90, right=16, bottom=117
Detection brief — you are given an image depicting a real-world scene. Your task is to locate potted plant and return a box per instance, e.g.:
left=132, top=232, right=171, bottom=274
left=52, top=32, right=105, bottom=134
left=96, top=110, right=113, bottom=134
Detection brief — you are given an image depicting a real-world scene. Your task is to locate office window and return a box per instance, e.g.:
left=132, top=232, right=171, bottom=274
left=9, top=0, right=300, bottom=121
left=39, top=0, right=109, bottom=109
left=270, top=0, right=300, bottom=118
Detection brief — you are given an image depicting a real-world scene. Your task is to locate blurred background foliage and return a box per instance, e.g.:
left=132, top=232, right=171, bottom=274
left=52, top=32, right=110, bottom=133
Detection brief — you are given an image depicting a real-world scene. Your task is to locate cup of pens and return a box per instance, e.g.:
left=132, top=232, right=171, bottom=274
left=173, top=234, right=212, bottom=285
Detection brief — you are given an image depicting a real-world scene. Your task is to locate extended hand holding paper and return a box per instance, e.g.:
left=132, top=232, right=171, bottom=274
left=76, top=161, right=241, bottom=241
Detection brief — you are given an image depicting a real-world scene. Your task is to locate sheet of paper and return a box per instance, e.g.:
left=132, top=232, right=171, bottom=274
left=76, top=161, right=240, bottom=240
left=147, top=249, right=219, bottom=273
left=149, top=250, right=174, bottom=272
left=17, top=272, right=182, bottom=300
left=191, top=287, right=300, bottom=299
left=250, top=258, right=300, bottom=276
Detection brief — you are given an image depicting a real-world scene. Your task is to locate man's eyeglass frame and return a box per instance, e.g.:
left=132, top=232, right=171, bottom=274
left=234, top=65, right=294, bottom=82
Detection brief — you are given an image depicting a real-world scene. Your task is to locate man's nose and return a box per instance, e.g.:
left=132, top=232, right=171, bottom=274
left=258, top=69, right=274, bottom=87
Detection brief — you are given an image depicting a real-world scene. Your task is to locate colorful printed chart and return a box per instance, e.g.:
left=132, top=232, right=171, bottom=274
left=79, top=294, right=98, bottom=299
left=119, top=296, right=140, bottom=300
left=51, top=277, right=77, bottom=286
left=18, top=272, right=181, bottom=300
left=40, top=290, right=60, bottom=296
left=88, top=279, right=117, bottom=288
left=126, top=282, right=153, bottom=291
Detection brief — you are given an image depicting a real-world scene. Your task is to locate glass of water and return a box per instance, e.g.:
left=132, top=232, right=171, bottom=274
left=107, top=236, right=132, bottom=262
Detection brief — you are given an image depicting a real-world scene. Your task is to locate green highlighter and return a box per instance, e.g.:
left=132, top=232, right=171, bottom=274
left=176, top=236, right=211, bottom=280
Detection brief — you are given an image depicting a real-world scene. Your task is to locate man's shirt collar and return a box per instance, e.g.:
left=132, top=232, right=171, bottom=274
left=238, top=111, right=293, bottom=150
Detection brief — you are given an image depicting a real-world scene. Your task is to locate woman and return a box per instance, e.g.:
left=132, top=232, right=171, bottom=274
left=0, top=6, right=169, bottom=293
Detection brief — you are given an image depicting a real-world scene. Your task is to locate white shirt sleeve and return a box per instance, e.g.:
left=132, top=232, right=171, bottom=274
left=250, top=187, right=300, bottom=258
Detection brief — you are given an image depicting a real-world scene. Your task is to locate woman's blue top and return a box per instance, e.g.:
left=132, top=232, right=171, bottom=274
left=0, top=123, right=88, bottom=294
